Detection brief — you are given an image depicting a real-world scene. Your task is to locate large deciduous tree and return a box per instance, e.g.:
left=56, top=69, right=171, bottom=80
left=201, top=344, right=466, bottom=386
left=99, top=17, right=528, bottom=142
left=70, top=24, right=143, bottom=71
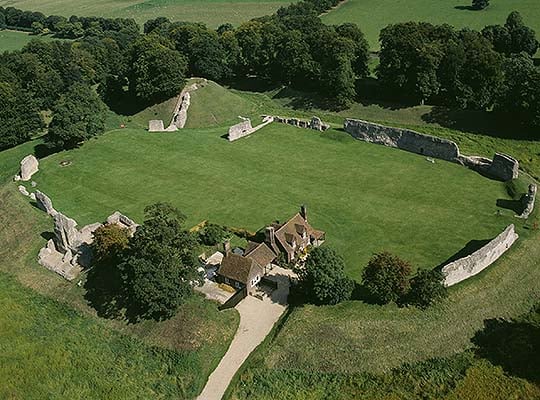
left=46, top=83, right=107, bottom=149
left=118, top=203, right=202, bottom=320
left=296, top=246, right=354, bottom=305
left=362, top=251, right=412, bottom=304
left=482, top=11, right=539, bottom=56
left=407, top=269, right=447, bottom=309
left=129, top=35, right=187, bottom=103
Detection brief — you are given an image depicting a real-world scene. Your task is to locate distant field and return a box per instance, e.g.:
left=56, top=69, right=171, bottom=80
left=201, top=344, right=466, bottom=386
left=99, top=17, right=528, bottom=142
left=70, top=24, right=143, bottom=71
left=0, top=30, right=56, bottom=52
left=323, top=0, right=540, bottom=49
left=0, top=0, right=290, bottom=28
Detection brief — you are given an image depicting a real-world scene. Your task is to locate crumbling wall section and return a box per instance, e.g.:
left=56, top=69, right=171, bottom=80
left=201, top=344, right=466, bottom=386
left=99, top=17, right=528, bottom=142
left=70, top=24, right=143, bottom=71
left=518, top=184, right=537, bottom=219
left=441, top=225, right=518, bottom=287
left=273, top=116, right=330, bottom=131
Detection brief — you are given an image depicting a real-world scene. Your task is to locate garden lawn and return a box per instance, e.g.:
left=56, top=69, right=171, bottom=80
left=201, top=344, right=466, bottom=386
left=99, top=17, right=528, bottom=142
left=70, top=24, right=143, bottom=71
left=323, top=0, right=540, bottom=50
left=0, top=0, right=291, bottom=28
left=33, top=123, right=519, bottom=277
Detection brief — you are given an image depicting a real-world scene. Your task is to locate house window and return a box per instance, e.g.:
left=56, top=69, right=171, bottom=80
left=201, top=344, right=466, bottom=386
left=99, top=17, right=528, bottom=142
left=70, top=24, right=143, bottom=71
left=251, top=275, right=261, bottom=287
left=235, top=281, right=241, bottom=289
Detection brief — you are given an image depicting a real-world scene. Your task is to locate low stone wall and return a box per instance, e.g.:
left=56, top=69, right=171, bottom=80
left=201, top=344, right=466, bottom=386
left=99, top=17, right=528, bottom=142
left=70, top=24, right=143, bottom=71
left=518, top=184, right=537, bottom=219
left=441, top=224, right=518, bottom=287
left=273, top=116, right=330, bottom=131
left=228, top=119, right=253, bottom=141
left=344, top=119, right=460, bottom=161
left=228, top=116, right=274, bottom=142
left=344, top=119, right=520, bottom=181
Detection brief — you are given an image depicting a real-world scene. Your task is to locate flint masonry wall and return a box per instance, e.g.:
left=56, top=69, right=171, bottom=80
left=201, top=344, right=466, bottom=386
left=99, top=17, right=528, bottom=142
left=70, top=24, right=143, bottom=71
left=228, top=119, right=254, bottom=141
left=441, top=224, right=518, bottom=287
left=344, top=119, right=460, bottom=161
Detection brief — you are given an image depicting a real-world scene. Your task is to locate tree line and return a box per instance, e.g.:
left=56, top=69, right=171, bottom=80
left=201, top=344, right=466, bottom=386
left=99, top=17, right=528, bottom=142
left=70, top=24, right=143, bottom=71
left=0, top=2, right=539, bottom=152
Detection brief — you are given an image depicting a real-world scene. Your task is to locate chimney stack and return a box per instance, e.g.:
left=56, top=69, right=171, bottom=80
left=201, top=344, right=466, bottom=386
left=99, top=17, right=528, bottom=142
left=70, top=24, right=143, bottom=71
left=265, top=226, right=276, bottom=247
left=300, top=204, right=307, bottom=222
left=223, top=240, right=231, bottom=254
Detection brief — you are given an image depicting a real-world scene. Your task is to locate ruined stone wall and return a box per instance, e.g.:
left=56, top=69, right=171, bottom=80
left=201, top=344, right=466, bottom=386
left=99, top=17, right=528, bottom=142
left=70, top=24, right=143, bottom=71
left=228, top=119, right=254, bottom=142
left=518, top=184, right=537, bottom=219
left=344, top=119, right=460, bottom=161
left=273, top=116, right=330, bottom=131
left=148, top=120, right=165, bottom=132
left=488, top=153, right=519, bottom=181
left=441, top=224, right=518, bottom=287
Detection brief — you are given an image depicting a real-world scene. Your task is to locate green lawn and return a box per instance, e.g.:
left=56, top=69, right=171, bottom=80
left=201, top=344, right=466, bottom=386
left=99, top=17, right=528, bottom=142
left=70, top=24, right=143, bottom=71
left=0, top=30, right=57, bottom=52
left=31, top=124, right=521, bottom=277
left=323, top=0, right=540, bottom=50
left=0, top=143, right=239, bottom=399
left=0, top=0, right=290, bottom=28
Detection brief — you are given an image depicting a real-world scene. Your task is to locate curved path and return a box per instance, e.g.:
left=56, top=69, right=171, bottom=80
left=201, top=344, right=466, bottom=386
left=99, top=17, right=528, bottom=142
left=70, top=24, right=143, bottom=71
left=197, top=267, right=293, bottom=400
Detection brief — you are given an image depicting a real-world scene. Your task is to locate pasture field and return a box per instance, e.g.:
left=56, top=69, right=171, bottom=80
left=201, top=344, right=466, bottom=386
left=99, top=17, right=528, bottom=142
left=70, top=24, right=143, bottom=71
left=323, top=0, right=540, bottom=50
left=0, top=0, right=290, bottom=28
left=0, top=144, right=239, bottom=399
left=0, top=30, right=56, bottom=52
left=30, top=123, right=520, bottom=277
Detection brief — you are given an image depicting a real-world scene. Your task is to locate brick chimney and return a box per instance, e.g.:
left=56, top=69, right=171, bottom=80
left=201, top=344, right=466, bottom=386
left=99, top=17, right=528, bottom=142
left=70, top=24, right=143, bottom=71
left=223, top=240, right=231, bottom=254
left=265, top=226, right=276, bottom=247
left=300, top=204, right=307, bottom=222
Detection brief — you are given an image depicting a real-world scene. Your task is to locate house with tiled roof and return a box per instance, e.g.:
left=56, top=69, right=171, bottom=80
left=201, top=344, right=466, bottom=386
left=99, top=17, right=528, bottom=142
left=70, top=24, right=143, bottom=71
left=265, top=205, right=325, bottom=263
left=216, top=253, right=264, bottom=294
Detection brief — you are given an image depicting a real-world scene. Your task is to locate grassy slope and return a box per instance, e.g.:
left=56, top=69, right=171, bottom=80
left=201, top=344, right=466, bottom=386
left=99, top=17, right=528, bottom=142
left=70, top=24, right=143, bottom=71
left=0, top=144, right=239, bottom=398
left=323, top=0, right=540, bottom=50
left=0, top=0, right=290, bottom=27
left=31, top=124, right=518, bottom=277
left=0, top=30, right=57, bottom=52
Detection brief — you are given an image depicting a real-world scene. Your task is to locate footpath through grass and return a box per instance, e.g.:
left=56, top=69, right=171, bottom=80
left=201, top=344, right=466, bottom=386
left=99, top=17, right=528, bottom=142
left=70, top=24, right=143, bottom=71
left=323, top=0, right=540, bottom=50
left=0, top=144, right=239, bottom=399
left=32, top=124, right=518, bottom=277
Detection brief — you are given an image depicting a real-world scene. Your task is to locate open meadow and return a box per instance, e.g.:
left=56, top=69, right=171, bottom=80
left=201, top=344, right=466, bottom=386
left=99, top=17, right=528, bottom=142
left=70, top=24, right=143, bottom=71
left=323, top=0, right=540, bottom=50
left=0, top=0, right=290, bottom=27
left=0, top=30, right=56, bottom=52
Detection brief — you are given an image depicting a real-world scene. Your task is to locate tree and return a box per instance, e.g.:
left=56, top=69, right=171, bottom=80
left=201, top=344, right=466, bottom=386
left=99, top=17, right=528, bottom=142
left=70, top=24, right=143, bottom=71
left=129, top=35, right=187, bottom=103
left=472, top=0, right=489, bottom=10
left=407, top=269, right=447, bottom=309
left=362, top=252, right=412, bottom=304
left=31, top=21, right=44, bottom=35
left=0, top=82, right=44, bottom=150
left=482, top=12, right=539, bottom=56
left=91, top=224, right=130, bottom=264
left=199, top=223, right=228, bottom=246
left=118, top=203, right=202, bottom=320
left=496, top=55, right=540, bottom=130
left=296, top=246, right=354, bottom=305
left=46, top=83, right=107, bottom=149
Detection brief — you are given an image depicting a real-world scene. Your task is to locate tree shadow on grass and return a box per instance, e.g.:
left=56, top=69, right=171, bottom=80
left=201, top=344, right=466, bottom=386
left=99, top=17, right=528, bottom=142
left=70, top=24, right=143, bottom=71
left=84, top=263, right=126, bottom=320
left=422, top=106, right=537, bottom=140
left=454, top=5, right=476, bottom=10
left=472, top=309, right=540, bottom=383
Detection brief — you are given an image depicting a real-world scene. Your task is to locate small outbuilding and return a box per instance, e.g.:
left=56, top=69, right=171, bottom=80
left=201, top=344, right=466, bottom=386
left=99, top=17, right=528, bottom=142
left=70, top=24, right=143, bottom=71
left=216, top=253, right=264, bottom=294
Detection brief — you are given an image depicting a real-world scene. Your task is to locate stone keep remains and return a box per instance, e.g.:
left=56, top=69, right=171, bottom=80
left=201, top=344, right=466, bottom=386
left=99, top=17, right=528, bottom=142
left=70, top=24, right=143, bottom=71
left=441, top=224, right=518, bottom=287
left=343, top=119, right=519, bottom=181
left=15, top=155, right=39, bottom=181
left=148, top=120, right=165, bottom=132
left=35, top=191, right=139, bottom=280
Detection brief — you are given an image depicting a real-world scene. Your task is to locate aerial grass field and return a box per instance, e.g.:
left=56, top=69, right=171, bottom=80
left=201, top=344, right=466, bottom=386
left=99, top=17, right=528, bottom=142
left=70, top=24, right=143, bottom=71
left=0, top=142, right=239, bottom=399
left=323, top=0, right=540, bottom=50
left=30, top=123, right=521, bottom=277
left=0, top=0, right=290, bottom=28
left=0, top=30, right=56, bottom=52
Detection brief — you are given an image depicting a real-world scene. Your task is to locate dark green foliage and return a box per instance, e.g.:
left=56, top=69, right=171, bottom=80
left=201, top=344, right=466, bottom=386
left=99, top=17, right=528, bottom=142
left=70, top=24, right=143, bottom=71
left=199, top=223, right=228, bottom=246
left=483, top=11, right=539, bottom=56
left=296, top=246, right=354, bottom=305
left=496, top=55, right=540, bottom=130
left=362, top=251, right=412, bottom=304
left=0, top=82, right=44, bottom=150
left=46, top=83, right=107, bottom=149
left=129, top=35, right=188, bottom=103
left=472, top=0, right=489, bottom=10
left=91, top=224, right=130, bottom=264
left=118, top=203, right=202, bottom=321
left=407, top=269, right=447, bottom=309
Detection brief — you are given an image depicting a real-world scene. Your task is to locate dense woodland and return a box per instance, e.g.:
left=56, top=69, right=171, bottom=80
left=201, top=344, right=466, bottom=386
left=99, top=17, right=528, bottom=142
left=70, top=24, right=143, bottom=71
left=0, top=0, right=538, bottom=151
